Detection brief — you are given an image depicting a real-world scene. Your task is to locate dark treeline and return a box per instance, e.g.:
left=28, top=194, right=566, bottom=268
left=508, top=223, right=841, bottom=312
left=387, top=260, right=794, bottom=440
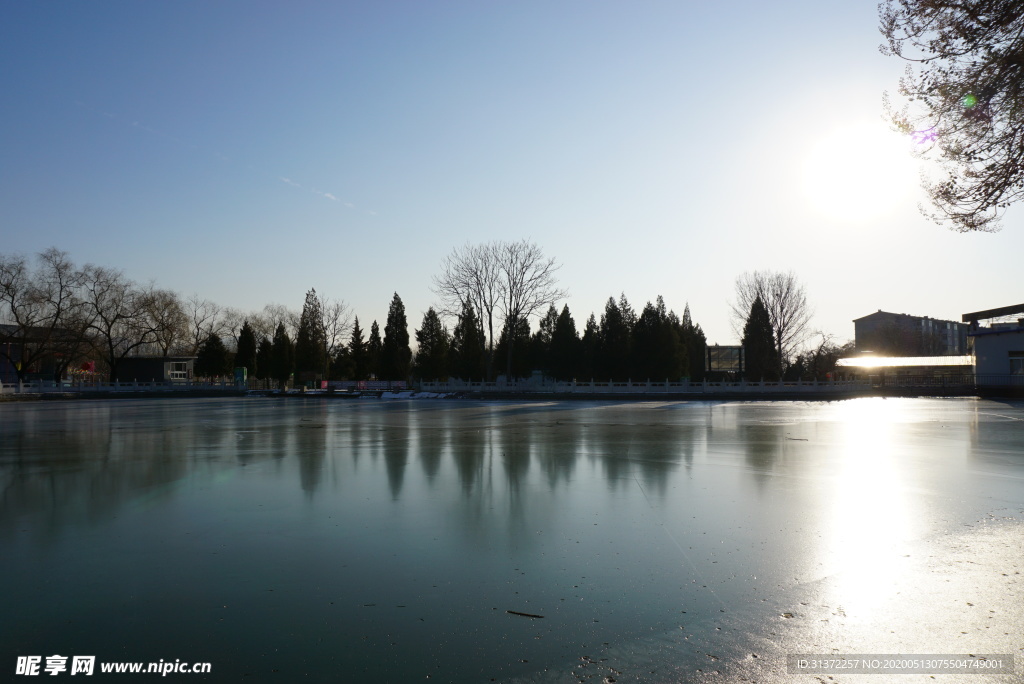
left=484, top=295, right=707, bottom=383
left=254, top=290, right=708, bottom=385
left=2, top=245, right=848, bottom=387
left=0, top=245, right=713, bottom=386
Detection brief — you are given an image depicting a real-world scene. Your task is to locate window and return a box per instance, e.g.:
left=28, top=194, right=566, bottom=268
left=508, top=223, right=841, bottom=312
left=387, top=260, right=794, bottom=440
left=169, top=362, right=188, bottom=380
left=1010, top=352, right=1024, bottom=375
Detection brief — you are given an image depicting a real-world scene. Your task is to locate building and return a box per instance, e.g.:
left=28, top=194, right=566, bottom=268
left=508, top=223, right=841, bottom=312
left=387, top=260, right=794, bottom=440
left=853, top=310, right=969, bottom=356
left=706, top=345, right=744, bottom=374
left=116, top=356, right=196, bottom=383
left=836, top=354, right=974, bottom=380
left=0, top=323, right=88, bottom=383
left=963, top=304, right=1024, bottom=389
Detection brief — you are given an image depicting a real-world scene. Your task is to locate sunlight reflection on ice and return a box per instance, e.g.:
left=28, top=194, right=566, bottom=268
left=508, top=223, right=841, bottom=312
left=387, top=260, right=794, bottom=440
left=823, top=399, right=917, bottom=620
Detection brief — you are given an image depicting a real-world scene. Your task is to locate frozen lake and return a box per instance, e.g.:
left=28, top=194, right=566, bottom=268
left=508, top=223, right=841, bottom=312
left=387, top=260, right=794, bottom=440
left=2, top=397, right=1022, bottom=682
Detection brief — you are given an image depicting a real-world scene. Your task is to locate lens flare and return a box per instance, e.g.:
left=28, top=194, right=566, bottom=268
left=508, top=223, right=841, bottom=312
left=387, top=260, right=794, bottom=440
left=911, top=127, right=937, bottom=144
left=961, top=93, right=978, bottom=108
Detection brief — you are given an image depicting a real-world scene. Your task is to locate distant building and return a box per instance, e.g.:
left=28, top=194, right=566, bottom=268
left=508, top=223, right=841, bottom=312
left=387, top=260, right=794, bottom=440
left=853, top=310, right=968, bottom=356
left=0, top=323, right=88, bottom=383
left=117, top=356, right=195, bottom=383
left=836, top=355, right=974, bottom=380
left=705, top=345, right=744, bottom=377
left=963, top=304, right=1024, bottom=386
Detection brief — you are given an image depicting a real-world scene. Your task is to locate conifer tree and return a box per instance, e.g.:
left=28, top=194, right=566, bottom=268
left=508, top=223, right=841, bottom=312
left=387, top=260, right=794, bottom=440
left=367, top=320, right=383, bottom=379
left=632, top=301, right=660, bottom=380
left=331, top=345, right=353, bottom=380
left=235, top=320, right=258, bottom=377
left=294, top=288, right=327, bottom=380
left=549, top=305, right=582, bottom=381
left=629, top=296, right=685, bottom=381
left=529, top=304, right=559, bottom=373
left=195, top=333, right=230, bottom=379
left=348, top=316, right=367, bottom=380
left=618, top=293, right=637, bottom=333
left=449, top=301, right=486, bottom=381
left=599, top=296, right=631, bottom=381
left=680, top=303, right=706, bottom=381
left=270, top=322, right=294, bottom=388
left=381, top=293, right=411, bottom=381
left=494, top=316, right=531, bottom=380
left=413, top=307, right=450, bottom=380
left=742, top=295, right=779, bottom=381
left=663, top=304, right=689, bottom=381
left=581, top=313, right=600, bottom=380
left=255, top=337, right=273, bottom=380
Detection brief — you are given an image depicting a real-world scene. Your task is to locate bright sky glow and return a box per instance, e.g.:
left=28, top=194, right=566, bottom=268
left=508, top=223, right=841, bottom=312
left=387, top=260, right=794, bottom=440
left=801, top=122, right=919, bottom=223
left=1, top=1, right=1022, bottom=346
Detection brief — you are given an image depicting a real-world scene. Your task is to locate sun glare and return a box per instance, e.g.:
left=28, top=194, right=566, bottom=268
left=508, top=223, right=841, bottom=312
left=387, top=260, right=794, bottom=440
left=800, top=122, right=918, bottom=223
left=821, top=399, right=917, bottom=618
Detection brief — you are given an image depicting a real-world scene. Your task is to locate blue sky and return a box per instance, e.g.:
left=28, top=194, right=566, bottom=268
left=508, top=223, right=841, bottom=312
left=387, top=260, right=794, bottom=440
left=3, top=1, right=1021, bottom=347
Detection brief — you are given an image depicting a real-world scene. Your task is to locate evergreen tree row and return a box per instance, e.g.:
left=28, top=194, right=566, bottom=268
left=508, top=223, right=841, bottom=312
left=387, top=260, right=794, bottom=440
left=215, top=288, right=709, bottom=386
left=219, top=291, right=414, bottom=385
left=412, top=293, right=707, bottom=383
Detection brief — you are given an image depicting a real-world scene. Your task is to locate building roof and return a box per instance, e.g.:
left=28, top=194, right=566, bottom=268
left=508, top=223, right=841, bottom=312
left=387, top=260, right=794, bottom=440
left=961, top=303, right=1024, bottom=323
left=0, top=323, right=81, bottom=341
left=852, top=310, right=963, bottom=325
left=968, top=326, right=1024, bottom=338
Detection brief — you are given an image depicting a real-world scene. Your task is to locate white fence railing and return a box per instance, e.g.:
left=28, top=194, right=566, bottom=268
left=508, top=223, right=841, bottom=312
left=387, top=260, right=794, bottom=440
left=0, top=380, right=245, bottom=395
left=4, top=375, right=1018, bottom=397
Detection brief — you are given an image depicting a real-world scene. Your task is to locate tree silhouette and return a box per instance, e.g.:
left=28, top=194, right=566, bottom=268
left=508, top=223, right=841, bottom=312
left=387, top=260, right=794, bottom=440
left=294, top=288, right=327, bottom=380
left=413, top=307, right=450, bottom=380
left=731, top=270, right=811, bottom=376
left=255, top=337, right=272, bottom=380
left=348, top=317, right=367, bottom=380
left=270, top=322, right=293, bottom=388
left=742, top=295, right=779, bottom=381
left=494, top=316, right=531, bottom=380
left=881, top=0, right=1024, bottom=231
left=367, top=321, right=382, bottom=379
left=235, top=321, right=258, bottom=377
left=449, top=301, right=485, bottom=381
left=195, top=333, right=230, bottom=379
left=381, top=293, right=411, bottom=381
left=679, top=303, right=706, bottom=381
left=549, top=305, right=582, bottom=381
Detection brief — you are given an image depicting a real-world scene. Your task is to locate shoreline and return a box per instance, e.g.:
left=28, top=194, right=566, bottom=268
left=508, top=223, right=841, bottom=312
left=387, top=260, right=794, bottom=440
left=1, top=386, right=1019, bottom=403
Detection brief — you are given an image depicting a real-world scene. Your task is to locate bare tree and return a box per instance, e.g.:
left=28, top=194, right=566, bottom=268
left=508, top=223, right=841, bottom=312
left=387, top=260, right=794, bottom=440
left=794, top=332, right=855, bottom=380
left=731, top=270, right=812, bottom=375
left=319, top=294, right=351, bottom=369
left=0, top=252, right=50, bottom=382
left=242, top=312, right=273, bottom=345
left=219, top=307, right=248, bottom=350
left=495, top=239, right=568, bottom=379
left=260, top=303, right=300, bottom=339
left=36, top=248, right=92, bottom=380
left=432, top=242, right=504, bottom=376
left=233, top=303, right=299, bottom=354
left=880, top=0, right=1024, bottom=232
left=80, top=265, right=161, bottom=382
left=0, top=248, right=87, bottom=382
left=184, top=294, right=226, bottom=356
left=146, top=287, right=189, bottom=356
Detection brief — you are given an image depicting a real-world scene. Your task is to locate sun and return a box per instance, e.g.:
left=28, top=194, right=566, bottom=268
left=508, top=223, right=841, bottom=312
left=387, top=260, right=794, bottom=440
left=800, top=121, right=919, bottom=222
